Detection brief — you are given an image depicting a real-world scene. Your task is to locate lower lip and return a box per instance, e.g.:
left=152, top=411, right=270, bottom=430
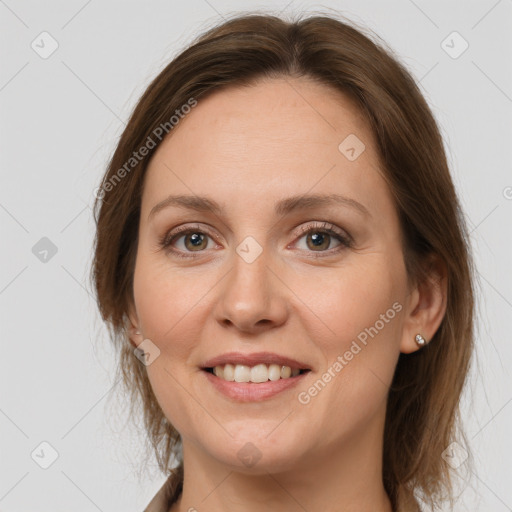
left=202, top=369, right=310, bottom=402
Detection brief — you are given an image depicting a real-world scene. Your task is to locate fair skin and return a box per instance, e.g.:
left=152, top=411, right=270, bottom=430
left=127, top=77, right=447, bottom=512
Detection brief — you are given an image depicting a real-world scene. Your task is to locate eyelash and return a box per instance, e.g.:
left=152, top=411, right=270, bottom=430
left=157, top=222, right=353, bottom=259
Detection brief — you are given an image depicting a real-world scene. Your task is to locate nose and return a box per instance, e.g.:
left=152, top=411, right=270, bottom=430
left=213, top=248, right=289, bottom=334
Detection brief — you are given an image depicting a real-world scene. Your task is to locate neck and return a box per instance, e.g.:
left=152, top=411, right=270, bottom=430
left=170, top=408, right=393, bottom=512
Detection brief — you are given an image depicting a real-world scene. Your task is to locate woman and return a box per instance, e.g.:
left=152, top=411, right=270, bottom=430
left=91, top=12, right=475, bottom=512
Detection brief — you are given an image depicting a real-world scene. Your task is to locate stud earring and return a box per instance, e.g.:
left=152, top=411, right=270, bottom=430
left=415, top=333, right=427, bottom=346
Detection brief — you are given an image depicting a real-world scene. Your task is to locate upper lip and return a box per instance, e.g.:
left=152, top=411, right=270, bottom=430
left=201, top=351, right=312, bottom=371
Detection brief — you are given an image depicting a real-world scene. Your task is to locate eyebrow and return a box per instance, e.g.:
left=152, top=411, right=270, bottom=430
left=148, top=193, right=371, bottom=220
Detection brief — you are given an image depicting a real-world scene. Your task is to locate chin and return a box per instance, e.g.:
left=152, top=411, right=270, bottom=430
left=202, top=426, right=308, bottom=474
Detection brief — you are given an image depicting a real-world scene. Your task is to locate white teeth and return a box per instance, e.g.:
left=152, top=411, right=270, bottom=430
left=251, top=364, right=269, bottom=383
left=211, top=363, right=305, bottom=383
left=234, top=365, right=251, bottom=382
left=281, top=365, right=291, bottom=379
left=223, top=364, right=235, bottom=381
left=268, top=364, right=281, bottom=381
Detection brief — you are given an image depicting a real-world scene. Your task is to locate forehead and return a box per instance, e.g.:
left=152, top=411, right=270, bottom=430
left=142, top=77, right=389, bottom=219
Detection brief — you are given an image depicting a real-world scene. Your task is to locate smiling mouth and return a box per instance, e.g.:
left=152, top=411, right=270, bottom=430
left=203, top=364, right=311, bottom=383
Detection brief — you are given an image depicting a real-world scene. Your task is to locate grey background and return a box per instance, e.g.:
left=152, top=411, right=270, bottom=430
left=1, top=0, right=511, bottom=510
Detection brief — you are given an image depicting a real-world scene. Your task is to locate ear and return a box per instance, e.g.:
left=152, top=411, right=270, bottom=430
left=400, top=253, right=448, bottom=354
left=125, top=302, right=143, bottom=349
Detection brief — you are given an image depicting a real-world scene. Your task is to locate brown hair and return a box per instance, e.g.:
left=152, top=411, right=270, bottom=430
left=91, top=11, right=475, bottom=511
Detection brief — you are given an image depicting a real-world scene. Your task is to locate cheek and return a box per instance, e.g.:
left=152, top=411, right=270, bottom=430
left=132, top=257, right=210, bottom=431
left=132, top=254, right=211, bottom=346
left=300, top=258, right=402, bottom=348
left=294, top=259, right=403, bottom=426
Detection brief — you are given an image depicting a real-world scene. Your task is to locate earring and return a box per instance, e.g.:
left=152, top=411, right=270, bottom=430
left=415, top=333, right=427, bottom=346
left=129, top=327, right=141, bottom=338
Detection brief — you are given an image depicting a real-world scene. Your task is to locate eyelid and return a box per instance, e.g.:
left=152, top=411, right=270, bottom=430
left=158, top=220, right=352, bottom=257
left=292, top=221, right=352, bottom=244
left=158, top=223, right=220, bottom=252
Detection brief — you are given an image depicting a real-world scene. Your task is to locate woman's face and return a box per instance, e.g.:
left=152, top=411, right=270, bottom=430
left=129, top=77, right=418, bottom=472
